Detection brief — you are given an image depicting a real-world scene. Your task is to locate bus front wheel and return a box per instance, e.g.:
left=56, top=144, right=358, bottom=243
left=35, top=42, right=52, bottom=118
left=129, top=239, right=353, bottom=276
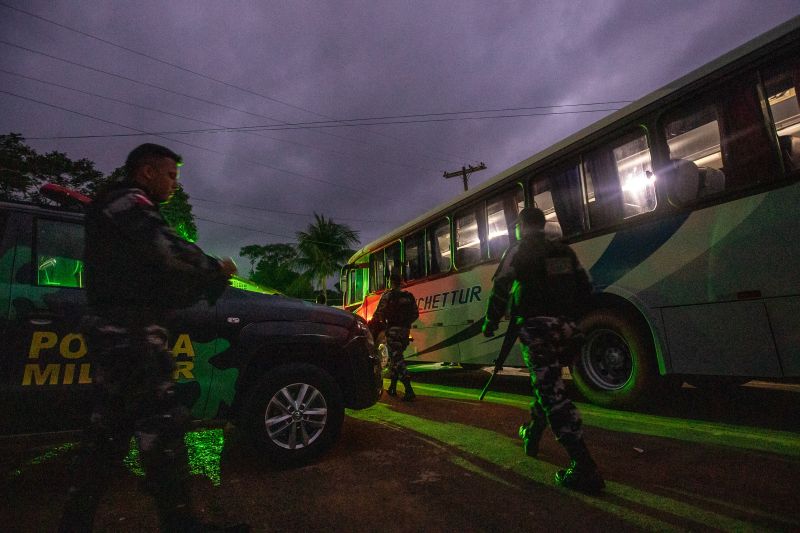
left=573, top=309, right=660, bottom=409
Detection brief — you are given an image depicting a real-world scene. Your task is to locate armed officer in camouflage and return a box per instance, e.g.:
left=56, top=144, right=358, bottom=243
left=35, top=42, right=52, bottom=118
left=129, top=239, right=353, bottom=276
left=482, top=207, right=604, bottom=494
left=370, top=271, right=419, bottom=401
left=59, top=144, right=239, bottom=532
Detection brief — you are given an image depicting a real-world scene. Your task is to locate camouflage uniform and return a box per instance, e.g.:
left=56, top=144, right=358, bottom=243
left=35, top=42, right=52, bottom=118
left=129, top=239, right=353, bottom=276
left=384, top=325, right=412, bottom=383
left=60, top=184, right=229, bottom=532
left=484, top=223, right=603, bottom=492
left=518, top=316, right=585, bottom=444
left=371, top=286, right=419, bottom=400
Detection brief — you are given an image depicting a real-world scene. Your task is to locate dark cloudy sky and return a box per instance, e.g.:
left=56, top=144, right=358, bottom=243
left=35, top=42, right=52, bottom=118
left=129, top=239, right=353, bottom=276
left=2, top=1, right=799, bottom=270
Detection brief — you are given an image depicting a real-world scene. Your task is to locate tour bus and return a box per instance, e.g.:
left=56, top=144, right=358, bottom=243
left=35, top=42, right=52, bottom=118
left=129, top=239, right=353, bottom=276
left=341, top=16, right=800, bottom=408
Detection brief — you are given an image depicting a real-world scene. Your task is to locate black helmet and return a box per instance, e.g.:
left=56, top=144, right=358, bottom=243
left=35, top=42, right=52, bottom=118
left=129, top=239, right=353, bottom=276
left=516, top=207, right=546, bottom=229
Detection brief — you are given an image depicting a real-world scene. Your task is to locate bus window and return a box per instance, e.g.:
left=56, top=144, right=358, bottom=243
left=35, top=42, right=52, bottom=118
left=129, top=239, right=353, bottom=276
left=532, top=188, right=563, bottom=240
left=763, top=56, right=800, bottom=173
left=455, top=204, right=487, bottom=268
left=486, top=186, right=523, bottom=259
left=537, top=163, right=585, bottom=238
left=583, top=129, right=655, bottom=228
left=385, top=241, right=402, bottom=280
left=426, top=218, right=451, bottom=275
left=663, top=75, right=779, bottom=205
left=404, top=230, right=425, bottom=281
left=663, top=104, right=726, bottom=206
left=36, top=219, right=84, bottom=288
left=369, top=250, right=386, bottom=292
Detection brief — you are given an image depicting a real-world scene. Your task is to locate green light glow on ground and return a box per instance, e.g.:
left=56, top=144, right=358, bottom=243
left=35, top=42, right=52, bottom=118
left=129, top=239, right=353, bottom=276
left=185, top=428, right=224, bottom=486
left=8, top=442, right=77, bottom=479
left=392, top=379, right=800, bottom=458
left=349, top=403, right=787, bottom=532
left=124, top=429, right=224, bottom=486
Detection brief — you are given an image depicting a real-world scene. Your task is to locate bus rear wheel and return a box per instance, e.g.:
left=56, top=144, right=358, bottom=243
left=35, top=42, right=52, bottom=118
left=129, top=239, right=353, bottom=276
left=573, top=309, right=660, bottom=409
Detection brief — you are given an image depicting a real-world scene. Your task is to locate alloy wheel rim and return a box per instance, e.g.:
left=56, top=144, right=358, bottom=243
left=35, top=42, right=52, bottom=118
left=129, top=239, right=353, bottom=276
left=265, top=382, right=328, bottom=449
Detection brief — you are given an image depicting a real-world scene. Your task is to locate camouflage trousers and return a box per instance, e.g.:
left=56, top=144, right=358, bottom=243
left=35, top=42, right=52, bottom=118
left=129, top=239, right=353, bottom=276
left=60, top=317, right=193, bottom=532
left=385, top=326, right=411, bottom=382
left=519, top=316, right=585, bottom=444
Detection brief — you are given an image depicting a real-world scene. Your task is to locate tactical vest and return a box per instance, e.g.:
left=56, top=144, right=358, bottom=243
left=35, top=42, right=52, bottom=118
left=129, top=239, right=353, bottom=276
left=382, top=290, right=420, bottom=328
left=512, top=236, right=591, bottom=319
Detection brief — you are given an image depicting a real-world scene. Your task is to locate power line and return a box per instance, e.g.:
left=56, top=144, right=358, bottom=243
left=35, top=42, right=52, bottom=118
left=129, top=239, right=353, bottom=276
left=0, top=67, right=442, bottom=174
left=195, top=216, right=297, bottom=240
left=0, top=38, right=454, bottom=174
left=0, top=5, right=475, bottom=166
left=195, top=216, right=355, bottom=248
left=21, top=107, right=622, bottom=140
left=0, top=39, right=293, bottom=123
left=0, top=88, right=396, bottom=200
left=191, top=196, right=402, bottom=225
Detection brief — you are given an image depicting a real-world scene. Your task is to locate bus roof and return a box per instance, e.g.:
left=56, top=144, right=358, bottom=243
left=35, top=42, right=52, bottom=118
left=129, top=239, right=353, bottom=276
left=349, top=15, right=800, bottom=263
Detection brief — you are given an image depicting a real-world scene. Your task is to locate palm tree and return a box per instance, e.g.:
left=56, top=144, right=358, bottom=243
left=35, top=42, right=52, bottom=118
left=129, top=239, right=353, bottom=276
left=295, top=213, right=359, bottom=302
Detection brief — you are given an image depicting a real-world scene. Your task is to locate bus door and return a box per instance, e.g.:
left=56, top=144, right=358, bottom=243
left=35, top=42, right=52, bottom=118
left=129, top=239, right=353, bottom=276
left=342, top=261, right=370, bottom=317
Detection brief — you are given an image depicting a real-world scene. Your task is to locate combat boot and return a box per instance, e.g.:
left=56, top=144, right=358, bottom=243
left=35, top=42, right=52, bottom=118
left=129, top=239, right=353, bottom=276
left=386, top=378, right=397, bottom=396
left=518, top=417, right=547, bottom=457
left=401, top=379, right=416, bottom=401
left=555, top=438, right=605, bottom=494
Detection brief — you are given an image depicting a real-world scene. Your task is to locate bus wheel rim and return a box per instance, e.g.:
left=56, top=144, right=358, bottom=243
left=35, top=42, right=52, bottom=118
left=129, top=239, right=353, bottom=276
left=582, top=328, right=633, bottom=391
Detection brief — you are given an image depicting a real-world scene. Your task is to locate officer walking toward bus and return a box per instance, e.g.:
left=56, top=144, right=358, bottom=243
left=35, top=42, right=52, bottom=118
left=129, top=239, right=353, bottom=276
left=482, top=207, right=604, bottom=493
left=59, top=144, right=243, bottom=531
left=370, top=271, right=419, bottom=401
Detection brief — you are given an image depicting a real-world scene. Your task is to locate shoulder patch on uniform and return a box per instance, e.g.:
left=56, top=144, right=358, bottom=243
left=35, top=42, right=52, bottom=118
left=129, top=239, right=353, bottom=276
left=132, top=193, right=154, bottom=207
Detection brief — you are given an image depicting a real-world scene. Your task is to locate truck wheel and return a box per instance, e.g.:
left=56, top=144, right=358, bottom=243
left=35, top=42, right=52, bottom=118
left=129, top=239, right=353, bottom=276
left=243, top=363, right=344, bottom=465
left=573, top=309, right=661, bottom=408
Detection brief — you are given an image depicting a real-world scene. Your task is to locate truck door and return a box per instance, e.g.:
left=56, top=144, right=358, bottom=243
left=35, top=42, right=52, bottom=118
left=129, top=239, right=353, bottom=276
left=1, top=211, right=90, bottom=433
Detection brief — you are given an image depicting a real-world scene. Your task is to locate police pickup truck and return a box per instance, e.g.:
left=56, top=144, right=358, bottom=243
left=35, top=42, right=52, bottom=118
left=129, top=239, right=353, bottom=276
left=0, top=192, right=382, bottom=465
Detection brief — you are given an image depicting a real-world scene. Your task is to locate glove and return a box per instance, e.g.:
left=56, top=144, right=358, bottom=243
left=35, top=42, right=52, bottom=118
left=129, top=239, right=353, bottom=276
left=482, top=319, right=497, bottom=338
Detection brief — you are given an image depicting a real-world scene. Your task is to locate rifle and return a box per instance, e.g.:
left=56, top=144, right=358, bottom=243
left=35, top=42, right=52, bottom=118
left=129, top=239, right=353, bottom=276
left=479, top=318, right=520, bottom=401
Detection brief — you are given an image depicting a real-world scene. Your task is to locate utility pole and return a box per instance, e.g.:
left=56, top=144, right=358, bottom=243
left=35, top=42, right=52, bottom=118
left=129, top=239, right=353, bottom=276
left=443, top=162, right=487, bottom=192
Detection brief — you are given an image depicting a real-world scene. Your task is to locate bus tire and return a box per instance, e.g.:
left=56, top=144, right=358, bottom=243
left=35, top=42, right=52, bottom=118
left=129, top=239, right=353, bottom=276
left=573, top=309, right=660, bottom=409
left=243, top=363, right=344, bottom=466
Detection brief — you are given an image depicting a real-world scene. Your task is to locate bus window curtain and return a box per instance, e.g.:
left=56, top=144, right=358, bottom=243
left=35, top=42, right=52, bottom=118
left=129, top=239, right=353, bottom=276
left=474, top=205, right=488, bottom=260
left=502, top=193, right=519, bottom=240
left=586, top=149, right=624, bottom=229
left=550, top=166, right=585, bottom=237
left=719, top=76, right=780, bottom=188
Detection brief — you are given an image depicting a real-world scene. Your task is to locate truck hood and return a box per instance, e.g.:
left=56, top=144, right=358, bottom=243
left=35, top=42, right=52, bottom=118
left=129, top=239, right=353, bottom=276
left=218, top=288, right=355, bottom=328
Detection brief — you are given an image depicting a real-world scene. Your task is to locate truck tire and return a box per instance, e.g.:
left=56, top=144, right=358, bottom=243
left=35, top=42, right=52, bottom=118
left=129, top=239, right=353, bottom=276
left=243, top=362, right=344, bottom=465
left=573, top=309, right=661, bottom=408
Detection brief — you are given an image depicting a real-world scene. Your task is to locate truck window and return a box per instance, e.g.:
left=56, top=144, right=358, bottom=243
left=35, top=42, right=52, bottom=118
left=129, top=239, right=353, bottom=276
left=36, top=219, right=84, bottom=288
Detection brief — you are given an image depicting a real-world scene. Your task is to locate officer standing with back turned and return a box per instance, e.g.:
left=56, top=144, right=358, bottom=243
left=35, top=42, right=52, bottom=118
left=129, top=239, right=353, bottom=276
left=370, top=271, right=419, bottom=401
left=59, top=143, right=243, bottom=531
left=482, top=207, right=604, bottom=494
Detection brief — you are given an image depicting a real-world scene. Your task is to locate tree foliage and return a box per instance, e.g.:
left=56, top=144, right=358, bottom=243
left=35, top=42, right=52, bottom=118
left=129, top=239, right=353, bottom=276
left=0, top=133, right=114, bottom=204
left=295, top=213, right=359, bottom=301
left=0, top=133, right=197, bottom=241
left=242, top=243, right=314, bottom=298
left=161, top=185, right=198, bottom=242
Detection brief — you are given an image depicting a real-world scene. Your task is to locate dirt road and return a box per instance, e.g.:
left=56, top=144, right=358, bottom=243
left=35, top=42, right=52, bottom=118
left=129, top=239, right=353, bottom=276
left=2, top=367, right=799, bottom=532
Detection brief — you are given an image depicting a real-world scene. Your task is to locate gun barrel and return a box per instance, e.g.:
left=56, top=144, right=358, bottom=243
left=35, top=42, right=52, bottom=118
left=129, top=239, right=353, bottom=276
left=478, top=370, right=496, bottom=401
